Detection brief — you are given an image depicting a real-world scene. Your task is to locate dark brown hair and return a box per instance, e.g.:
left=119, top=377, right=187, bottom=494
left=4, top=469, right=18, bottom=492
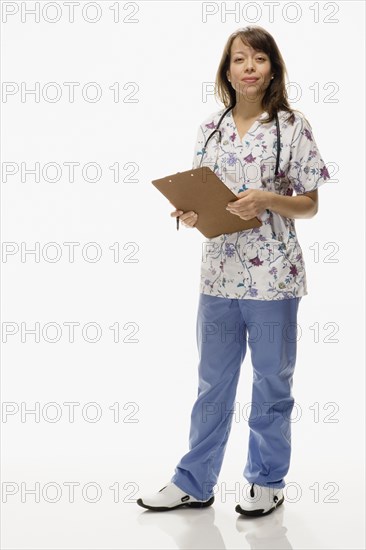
left=215, top=25, right=303, bottom=125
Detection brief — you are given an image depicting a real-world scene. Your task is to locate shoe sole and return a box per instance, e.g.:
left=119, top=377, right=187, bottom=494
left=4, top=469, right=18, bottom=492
left=235, top=495, right=284, bottom=517
left=136, top=495, right=215, bottom=512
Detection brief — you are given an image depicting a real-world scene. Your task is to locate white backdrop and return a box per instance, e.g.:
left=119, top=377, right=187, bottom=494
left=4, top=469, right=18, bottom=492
left=1, top=1, right=365, bottom=549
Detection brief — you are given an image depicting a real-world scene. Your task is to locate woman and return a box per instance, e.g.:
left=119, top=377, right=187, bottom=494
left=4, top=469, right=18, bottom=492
left=137, top=25, right=330, bottom=517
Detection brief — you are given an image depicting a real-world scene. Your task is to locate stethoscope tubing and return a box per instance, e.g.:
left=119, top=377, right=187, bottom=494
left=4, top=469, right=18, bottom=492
left=199, top=105, right=281, bottom=177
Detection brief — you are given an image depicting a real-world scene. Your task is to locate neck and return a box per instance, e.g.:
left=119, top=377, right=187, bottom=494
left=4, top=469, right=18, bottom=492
left=233, top=97, right=264, bottom=119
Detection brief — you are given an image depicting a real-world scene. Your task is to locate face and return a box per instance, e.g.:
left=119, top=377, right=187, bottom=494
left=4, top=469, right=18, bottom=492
left=226, top=36, right=273, bottom=100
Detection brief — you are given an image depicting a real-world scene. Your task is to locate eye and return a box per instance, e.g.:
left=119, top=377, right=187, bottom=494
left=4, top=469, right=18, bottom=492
left=233, top=56, right=266, bottom=62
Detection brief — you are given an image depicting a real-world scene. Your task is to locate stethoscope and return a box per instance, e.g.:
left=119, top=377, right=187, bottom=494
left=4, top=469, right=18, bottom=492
left=198, top=105, right=281, bottom=178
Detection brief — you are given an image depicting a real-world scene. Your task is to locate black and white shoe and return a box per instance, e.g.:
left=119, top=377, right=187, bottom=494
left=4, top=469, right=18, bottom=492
left=236, top=483, right=284, bottom=517
left=136, top=482, right=215, bottom=511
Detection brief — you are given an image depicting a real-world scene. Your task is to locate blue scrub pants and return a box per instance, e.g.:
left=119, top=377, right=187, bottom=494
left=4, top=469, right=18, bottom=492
left=171, top=293, right=301, bottom=501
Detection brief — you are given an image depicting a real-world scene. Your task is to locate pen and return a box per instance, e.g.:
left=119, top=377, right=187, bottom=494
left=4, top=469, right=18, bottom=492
left=176, top=216, right=180, bottom=231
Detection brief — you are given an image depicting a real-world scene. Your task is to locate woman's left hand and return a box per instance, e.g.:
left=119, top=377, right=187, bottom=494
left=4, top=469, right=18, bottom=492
left=226, top=189, right=271, bottom=220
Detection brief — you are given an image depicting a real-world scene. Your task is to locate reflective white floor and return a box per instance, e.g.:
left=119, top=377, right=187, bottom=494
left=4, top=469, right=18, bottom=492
left=2, top=347, right=365, bottom=549
left=2, top=455, right=365, bottom=549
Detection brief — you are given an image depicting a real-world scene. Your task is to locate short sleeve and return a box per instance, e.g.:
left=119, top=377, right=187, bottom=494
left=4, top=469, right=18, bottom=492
left=192, top=124, right=205, bottom=169
left=287, top=115, right=331, bottom=195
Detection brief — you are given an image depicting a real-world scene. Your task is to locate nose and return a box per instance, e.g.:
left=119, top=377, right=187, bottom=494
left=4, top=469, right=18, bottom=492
left=244, top=60, right=255, bottom=72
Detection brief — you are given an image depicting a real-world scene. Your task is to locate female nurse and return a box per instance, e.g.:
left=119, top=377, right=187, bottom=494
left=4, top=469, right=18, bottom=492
left=137, top=25, right=330, bottom=517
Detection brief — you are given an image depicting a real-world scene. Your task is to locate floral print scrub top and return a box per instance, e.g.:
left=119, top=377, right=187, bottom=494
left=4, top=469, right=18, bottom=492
left=193, top=107, right=331, bottom=300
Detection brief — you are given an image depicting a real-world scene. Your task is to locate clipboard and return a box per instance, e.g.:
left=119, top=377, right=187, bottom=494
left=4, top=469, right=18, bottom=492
left=151, top=166, right=262, bottom=238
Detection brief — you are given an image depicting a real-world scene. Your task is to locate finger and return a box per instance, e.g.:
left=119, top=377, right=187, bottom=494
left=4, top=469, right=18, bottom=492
left=181, top=213, right=198, bottom=227
left=181, top=212, right=197, bottom=223
left=170, top=210, right=183, bottom=217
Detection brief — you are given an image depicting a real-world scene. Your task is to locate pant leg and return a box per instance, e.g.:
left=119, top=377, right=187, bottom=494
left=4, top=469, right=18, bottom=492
left=238, top=297, right=301, bottom=489
left=171, top=293, right=247, bottom=501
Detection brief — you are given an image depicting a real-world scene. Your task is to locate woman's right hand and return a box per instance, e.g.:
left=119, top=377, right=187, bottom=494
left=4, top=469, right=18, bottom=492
left=170, top=208, right=198, bottom=228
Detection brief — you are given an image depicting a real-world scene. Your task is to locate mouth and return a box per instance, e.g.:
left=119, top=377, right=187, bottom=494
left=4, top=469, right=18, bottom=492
left=241, top=78, right=259, bottom=82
